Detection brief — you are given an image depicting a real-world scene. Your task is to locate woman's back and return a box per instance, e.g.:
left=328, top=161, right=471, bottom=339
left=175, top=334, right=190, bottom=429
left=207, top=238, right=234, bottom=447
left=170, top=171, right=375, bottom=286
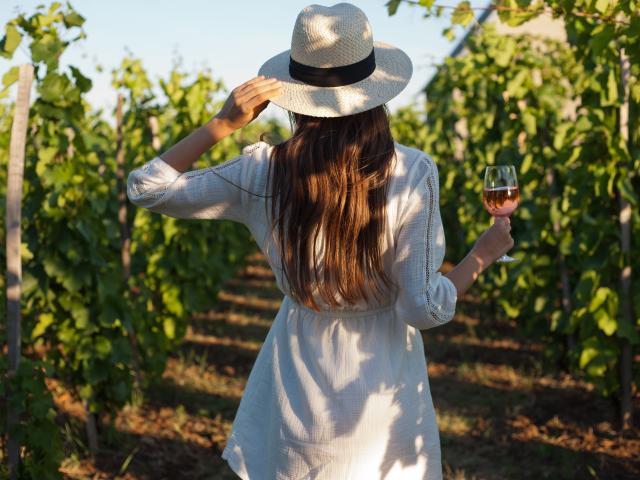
left=239, top=139, right=456, bottom=317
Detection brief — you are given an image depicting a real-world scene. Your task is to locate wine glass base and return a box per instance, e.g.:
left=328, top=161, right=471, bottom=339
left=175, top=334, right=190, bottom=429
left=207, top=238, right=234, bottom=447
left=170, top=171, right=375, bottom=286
left=496, top=254, right=519, bottom=263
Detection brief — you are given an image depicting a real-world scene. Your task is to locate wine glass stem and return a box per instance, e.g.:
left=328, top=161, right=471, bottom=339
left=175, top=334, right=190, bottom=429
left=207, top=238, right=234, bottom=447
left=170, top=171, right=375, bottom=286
left=493, top=215, right=518, bottom=263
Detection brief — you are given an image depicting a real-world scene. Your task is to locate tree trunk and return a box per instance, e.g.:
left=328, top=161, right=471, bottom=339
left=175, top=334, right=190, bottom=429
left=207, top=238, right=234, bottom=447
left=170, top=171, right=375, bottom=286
left=115, top=92, right=143, bottom=387
left=5, top=63, right=34, bottom=480
left=618, top=46, right=634, bottom=431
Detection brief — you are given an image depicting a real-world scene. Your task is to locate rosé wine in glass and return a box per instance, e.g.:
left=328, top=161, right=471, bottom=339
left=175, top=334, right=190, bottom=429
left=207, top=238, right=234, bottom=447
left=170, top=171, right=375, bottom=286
left=482, top=186, right=520, bottom=217
left=483, top=165, right=519, bottom=263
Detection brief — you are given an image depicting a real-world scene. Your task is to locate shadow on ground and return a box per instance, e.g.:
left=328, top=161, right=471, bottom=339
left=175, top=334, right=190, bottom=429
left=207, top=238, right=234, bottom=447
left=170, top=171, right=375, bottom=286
left=55, top=249, right=639, bottom=480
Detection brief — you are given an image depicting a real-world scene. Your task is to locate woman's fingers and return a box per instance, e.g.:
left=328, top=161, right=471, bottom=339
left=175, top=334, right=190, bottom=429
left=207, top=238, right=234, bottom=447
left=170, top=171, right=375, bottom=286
left=494, top=216, right=511, bottom=234
left=235, top=76, right=279, bottom=97
left=243, top=83, right=283, bottom=108
left=233, top=84, right=282, bottom=114
left=494, top=216, right=507, bottom=227
left=236, top=79, right=281, bottom=104
left=253, top=99, right=271, bottom=115
left=233, top=75, right=268, bottom=94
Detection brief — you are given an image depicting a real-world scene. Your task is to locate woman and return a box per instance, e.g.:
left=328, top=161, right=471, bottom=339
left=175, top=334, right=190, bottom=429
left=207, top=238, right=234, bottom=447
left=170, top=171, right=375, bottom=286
left=127, top=3, right=513, bottom=479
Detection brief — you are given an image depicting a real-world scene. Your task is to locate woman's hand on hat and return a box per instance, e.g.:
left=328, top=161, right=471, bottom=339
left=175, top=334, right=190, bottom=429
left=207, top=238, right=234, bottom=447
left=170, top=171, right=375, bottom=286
left=157, top=76, right=281, bottom=170
left=212, top=76, right=282, bottom=134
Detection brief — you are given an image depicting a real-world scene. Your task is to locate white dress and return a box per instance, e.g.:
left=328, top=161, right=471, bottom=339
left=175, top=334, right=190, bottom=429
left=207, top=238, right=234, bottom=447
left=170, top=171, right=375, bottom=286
left=127, top=140, right=458, bottom=480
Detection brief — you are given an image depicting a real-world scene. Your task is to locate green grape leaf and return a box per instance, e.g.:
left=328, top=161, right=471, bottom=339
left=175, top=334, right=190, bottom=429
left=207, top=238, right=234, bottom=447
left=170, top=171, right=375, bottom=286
left=451, top=2, right=474, bottom=27
left=617, top=316, right=640, bottom=344
left=386, top=0, right=402, bottom=16
left=2, top=65, right=19, bottom=88
left=69, top=65, right=92, bottom=93
left=30, top=34, right=65, bottom=64
left=595, top=309, right=617, bottom=336
left=0, top=23, right=22, bottom=58
left=589, top=287, right=611, bottom=313
left=594, top=0, right=610, bottom=14
left=163, top=317, right=176, bottom=340
left=496, top=0, right=540, bottom=26
left=605, top=68, right=618, bottom=105
left=589, top=24, right=615, bottom=57
left=63, top=11, right=85, bottom=28
left=32, top=313, right=55, bottom=339
left=617, top=176, right=638, bottom=206
left=95, top=336, right=112, bottom=356
left=522, top=111, right=537, bottom=135
left=499, top=299, right=520, bottom=318
left=442, top=27, right=456, bottom=41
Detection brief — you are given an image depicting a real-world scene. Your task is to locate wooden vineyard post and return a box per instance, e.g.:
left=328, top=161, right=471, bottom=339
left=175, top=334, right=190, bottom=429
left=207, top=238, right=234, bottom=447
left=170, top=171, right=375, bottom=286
left=617, top=46, right=634, bottom=431
left=545, top=167, right=575, bottom=353
left=149, top=115, right=161, bottom=152
left=83, top=399, right=99, bottom=454
left=5, top=63, right=34, bottom=480
left=116, top=93, right=132, bottom=280
left=115, top=92, right=143, bottom=388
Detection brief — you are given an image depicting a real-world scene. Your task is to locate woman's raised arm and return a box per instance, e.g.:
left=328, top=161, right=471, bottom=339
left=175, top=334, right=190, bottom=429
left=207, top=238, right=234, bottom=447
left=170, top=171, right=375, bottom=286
left=159, top=75, right=282, bottom=173
left=125, top=76, right=281, bottom=223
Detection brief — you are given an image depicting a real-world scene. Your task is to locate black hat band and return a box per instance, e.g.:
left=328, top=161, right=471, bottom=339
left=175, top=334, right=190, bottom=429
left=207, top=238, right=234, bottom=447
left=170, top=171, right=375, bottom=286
left=289, top=49, right=376, bottom=87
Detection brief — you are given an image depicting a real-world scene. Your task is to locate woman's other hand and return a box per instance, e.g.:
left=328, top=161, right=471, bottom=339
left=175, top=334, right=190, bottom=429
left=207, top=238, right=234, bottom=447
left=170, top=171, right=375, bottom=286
left=444, top=217, right=514, bottom=297
left=213, top=76, right=282, bottom=134
left=471, top=217, right=515, bottom=266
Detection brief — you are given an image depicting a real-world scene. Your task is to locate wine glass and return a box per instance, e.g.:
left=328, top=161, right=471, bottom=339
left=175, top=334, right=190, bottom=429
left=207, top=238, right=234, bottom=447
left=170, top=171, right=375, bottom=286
left=482, top=165, right=519, bottom=263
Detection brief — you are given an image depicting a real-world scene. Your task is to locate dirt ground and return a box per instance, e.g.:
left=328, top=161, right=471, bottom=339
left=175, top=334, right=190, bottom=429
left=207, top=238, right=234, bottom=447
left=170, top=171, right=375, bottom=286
left=53, top=249, right=639, bottom=479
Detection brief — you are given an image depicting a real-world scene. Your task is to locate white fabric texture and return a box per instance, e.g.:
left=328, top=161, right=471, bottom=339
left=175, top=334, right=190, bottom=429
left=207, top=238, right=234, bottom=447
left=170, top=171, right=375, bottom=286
left=126, top=140, right=458, bottom=479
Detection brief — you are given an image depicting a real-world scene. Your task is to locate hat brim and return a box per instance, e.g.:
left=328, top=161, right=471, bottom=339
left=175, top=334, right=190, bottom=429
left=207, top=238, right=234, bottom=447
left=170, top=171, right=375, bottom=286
left=257, top=41, right=412, bottom=118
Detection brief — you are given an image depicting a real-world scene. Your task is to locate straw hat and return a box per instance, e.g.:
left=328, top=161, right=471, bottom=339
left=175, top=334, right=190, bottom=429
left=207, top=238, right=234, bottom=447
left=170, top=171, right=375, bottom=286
left=258, top=2, right=413, bottom=118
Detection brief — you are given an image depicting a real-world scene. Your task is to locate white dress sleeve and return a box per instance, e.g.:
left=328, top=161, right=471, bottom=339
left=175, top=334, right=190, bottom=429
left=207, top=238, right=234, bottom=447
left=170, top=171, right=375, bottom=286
left=392, top=154, right=458, bottom=330
left=126, top=144, right=260, bottom=223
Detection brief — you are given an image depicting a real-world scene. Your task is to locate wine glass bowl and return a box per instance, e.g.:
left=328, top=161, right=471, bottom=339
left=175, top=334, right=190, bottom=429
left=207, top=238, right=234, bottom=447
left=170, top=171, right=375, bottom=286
left=482, top=185, right=520, bottom=217
left=483, top=165, right=519, bottom=263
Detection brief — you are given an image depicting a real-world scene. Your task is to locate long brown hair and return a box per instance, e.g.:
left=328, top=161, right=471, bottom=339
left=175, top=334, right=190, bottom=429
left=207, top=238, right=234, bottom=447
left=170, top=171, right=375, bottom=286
left=265, top=104, right=397, bottom=312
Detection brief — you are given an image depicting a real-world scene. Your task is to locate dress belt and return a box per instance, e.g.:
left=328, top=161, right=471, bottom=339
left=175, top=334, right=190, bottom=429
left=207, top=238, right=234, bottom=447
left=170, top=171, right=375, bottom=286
left=283, top=294, right=395, bottom=319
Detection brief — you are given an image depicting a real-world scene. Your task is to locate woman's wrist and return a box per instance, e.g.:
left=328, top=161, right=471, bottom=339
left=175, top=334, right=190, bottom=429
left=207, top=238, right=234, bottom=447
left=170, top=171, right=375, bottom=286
left=206, top=116, right=235, bottom=144
left=468, top=246, right=490, bottom=275
left=153, top=102, right=250, bottom=174
left=444, top=247, right=489, bottom=297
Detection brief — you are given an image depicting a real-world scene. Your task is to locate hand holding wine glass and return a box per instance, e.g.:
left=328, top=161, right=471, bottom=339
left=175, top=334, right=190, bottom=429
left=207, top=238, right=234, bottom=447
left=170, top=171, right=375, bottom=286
left=472, top=216, right=514, bottom=266
left=444, top=166, right=516, bottom=295
left=482, top=165, right=520, bottom=263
